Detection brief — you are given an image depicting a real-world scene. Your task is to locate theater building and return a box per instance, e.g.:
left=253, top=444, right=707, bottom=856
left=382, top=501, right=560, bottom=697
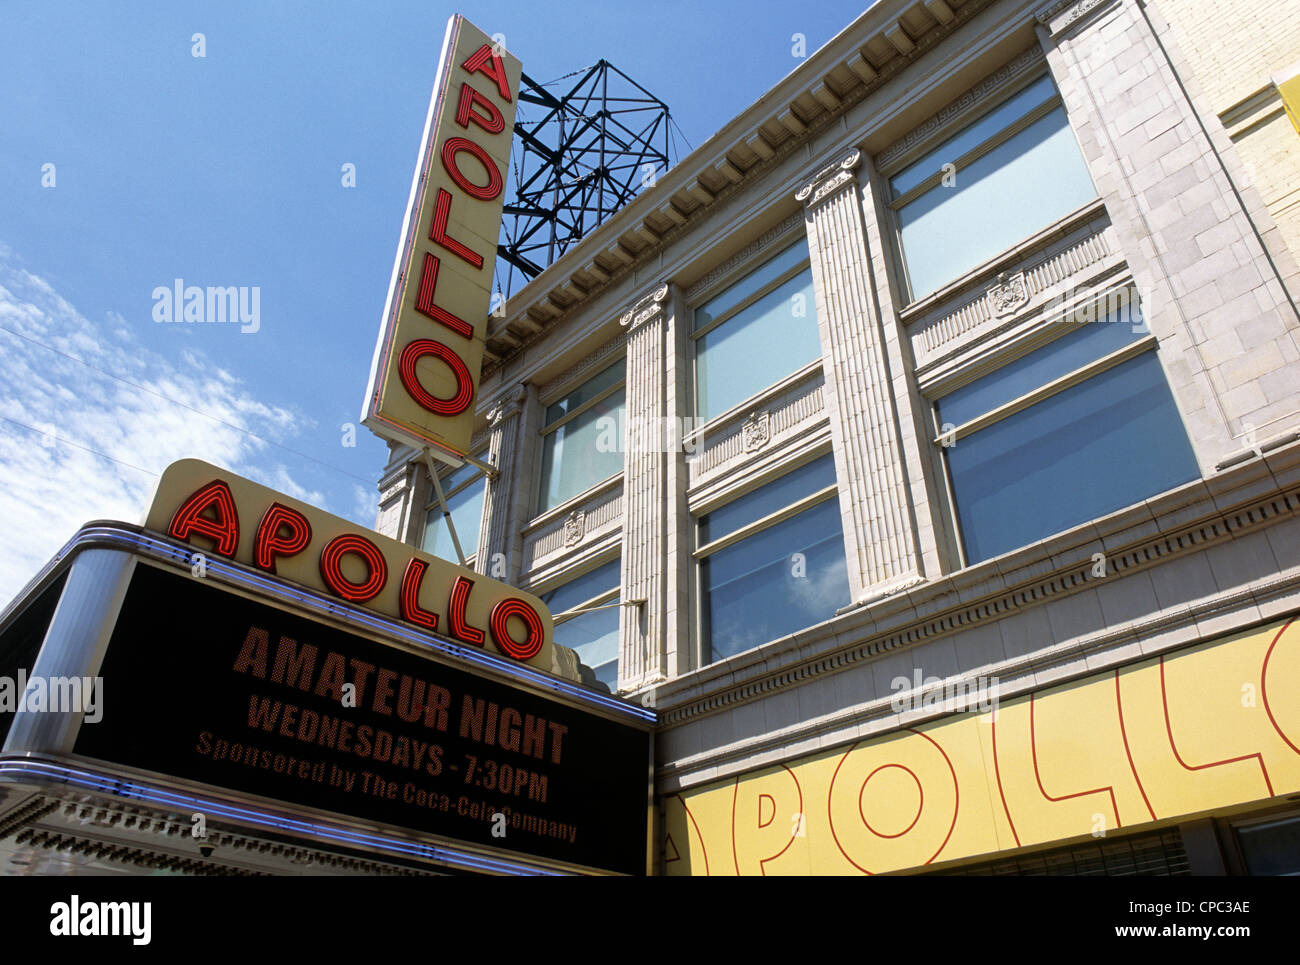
left=368, top=0, right=1300, bottom=875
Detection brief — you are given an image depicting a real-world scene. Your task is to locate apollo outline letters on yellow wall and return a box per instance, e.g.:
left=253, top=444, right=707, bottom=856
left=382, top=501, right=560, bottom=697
left=665, top=618, right=1300, bottom=874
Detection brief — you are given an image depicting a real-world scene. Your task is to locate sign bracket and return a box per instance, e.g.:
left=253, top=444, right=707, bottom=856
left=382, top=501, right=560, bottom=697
left=459, top=449, right=500, bottom=481
left=426, top=449, right=469, bottom=567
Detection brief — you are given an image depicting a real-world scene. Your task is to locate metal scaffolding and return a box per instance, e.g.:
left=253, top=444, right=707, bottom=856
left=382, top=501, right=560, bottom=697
left=495, top=60, right=675, bottom=300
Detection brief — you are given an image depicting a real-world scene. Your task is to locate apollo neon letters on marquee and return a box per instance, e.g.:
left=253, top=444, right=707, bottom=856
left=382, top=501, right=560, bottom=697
left=362, top=15, right=519, bottom=460
left=146, top=460, right=555, bottom=670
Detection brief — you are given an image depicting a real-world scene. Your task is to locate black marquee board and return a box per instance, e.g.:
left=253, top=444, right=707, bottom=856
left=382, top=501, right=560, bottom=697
left=74, top=562, right=649, bottom=874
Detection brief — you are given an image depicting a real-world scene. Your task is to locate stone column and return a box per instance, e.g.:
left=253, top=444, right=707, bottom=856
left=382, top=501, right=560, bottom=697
left=375, top=443, right=425, bottom=546
left=798, top=150, right=925, bottom=602
left=662, top=283, right=692, bottom=681
left=474, top=383, right=528, bottom=577
left=1036, top=0, right=1300, bottom=469
left=618, top=284, right=672, bottom=689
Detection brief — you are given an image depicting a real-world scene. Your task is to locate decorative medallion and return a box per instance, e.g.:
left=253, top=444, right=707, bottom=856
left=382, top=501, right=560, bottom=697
left=987, top=271, right=1029, bottom=317
left=563, top=510, right=586, bottom=546
left=742, top=411, right=771, bottom=453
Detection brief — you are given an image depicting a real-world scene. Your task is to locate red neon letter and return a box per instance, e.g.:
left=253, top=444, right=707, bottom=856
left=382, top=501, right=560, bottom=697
left=169, top=480, right=240, bottom=557
left=440, top=137, right=502, bottom=201
left=400, top=558, right=439, bottom=631
left=253, top=502, right=312, bottom=574
left=461, top=44, right=512, bottom=103
left=428, top=189, right=483, bottom=271
left=447, top=576, right=486, bottom=646
left=489, top=598, right=545, bottom=661
left=414, top=251, right=474, bottom=339
left=319, top=534, right=388, bottom=603
left=455, top=82, right=504, bottom=135
left=398, top=339, right=474, bottom=416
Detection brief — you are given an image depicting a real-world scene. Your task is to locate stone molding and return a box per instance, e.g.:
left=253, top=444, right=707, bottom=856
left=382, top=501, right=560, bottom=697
left=619, top=284, right=670, bottom=332
left=537, top=332, right=628, bottom=402
left=876, top=46, right=1044, bottom=171
left=796, top=150, right=862, bottom=208
left=1035, top=0, right=1118, bottom=38
left=683, top=213, right=805, bottom=303
left=486, top=384, right=528, bottom=427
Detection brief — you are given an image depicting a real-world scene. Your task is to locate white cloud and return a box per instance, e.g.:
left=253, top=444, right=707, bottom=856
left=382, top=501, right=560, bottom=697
left=351, top=484, right=379, bottom=529
left=0, top=251, right=314, bottom=602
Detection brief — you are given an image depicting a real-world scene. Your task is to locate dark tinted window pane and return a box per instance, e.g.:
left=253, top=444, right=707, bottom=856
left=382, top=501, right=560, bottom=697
left=1237, top=817, right=1300, bottom=875
left=694, top=239, right=810, bottom=331
left=695, top=270, right=821, bottom=422
left=891, top=73, right=1057, bottom=197
left=897, top=106, right=1096, bottom=298
left=700, top=455, right=838, bottom=544
left=538, top=387, right=625, bottom=511
left=947, top=351, right=1199, bottom=562
left=938, top=306, right=1145, bottom=427
left=541, top=561, right=622, bottom=690
left=540, top=560, right=621, bottom=614
left=422, top=480, right=484, bottom=561
left=703, top=498, right=850, bottom=662
left=543, top=361, right=625, bottom=426
left=440, top=459, right=481, bottom=494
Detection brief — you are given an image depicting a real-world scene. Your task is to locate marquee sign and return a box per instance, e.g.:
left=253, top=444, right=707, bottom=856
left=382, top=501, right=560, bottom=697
left=145, top=459, right=557, bottom=673
left=72, top=562, right=650, bottom=875
left=362, top=15, right=520, bottom=460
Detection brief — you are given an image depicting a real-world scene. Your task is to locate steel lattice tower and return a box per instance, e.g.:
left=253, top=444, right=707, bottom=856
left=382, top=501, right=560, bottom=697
left=495, top=61, right=674, bottom=299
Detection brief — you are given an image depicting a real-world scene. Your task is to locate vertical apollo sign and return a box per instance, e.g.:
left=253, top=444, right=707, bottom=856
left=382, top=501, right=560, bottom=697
left=363, top=16, right=520, bottom=460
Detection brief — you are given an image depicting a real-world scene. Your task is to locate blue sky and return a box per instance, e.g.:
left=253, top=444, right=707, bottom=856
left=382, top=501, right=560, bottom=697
left=0, top=0, right=872, bottom=598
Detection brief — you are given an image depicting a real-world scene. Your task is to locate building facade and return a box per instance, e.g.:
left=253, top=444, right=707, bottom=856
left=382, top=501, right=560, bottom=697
left=373, top=0, right=1300, bottom=874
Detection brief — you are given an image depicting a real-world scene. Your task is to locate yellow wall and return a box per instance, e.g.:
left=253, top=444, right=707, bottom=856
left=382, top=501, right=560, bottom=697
left=1155, top=0, right=1300, bottom=269
left=664, top=616, right=1300, bottom=874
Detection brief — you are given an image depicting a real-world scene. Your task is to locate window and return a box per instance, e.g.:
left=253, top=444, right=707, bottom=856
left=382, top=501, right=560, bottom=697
left=888, top=72, right=1097, bottom=300
left=693, top=237, right=822, bottom=423
left=935, top=300, right=1200, bottom=565
left=422, top=458, right=485, bottom=563
left=1235, top=813, right=1300, bottom=875
left=538, top=360, right=625, bottom=514
left=540, top=560, right=621, bottom=692
left=696, top=454, right=850, bottom=664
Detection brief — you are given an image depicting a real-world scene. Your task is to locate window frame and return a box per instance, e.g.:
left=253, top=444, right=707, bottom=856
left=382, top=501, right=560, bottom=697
left=688, top=232, right=821, bottom=427
left=535, top=358, right=627, bottom=517
left=536, top=555, right=623, bottom=690
left=1227, top=808, right=1300, bottom=876
left=691, top=447, right=845, bottom=668
left=927, top=287, right=1193, bottom=569
left=879, top=65, right=1084, bottom=304
left=422, top=451, right=487, bottom=567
